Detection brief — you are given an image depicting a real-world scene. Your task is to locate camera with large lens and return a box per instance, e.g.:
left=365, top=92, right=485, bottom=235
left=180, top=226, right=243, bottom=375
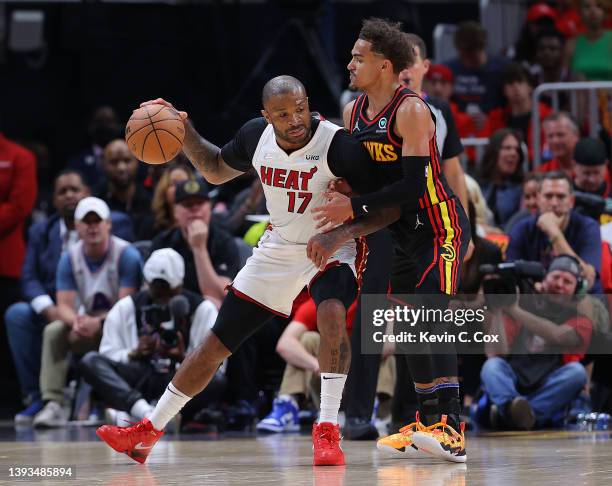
left=479, top=260, right=545, bottom=309
left=142, top=303, right=179, bottom=349
left=574, top=191, right=612, bottom=222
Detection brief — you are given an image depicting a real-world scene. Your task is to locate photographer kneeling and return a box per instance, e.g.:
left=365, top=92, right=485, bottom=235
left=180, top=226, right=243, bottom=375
left=479, top=255, right=593, bottom=430
left=80, top=248, right=222, bottom=425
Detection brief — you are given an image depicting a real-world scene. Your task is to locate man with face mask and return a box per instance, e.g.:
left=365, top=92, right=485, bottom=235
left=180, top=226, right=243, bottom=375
left=68, top=106, right=122, bottom=188
left=96, top=139, right=152, bottom=238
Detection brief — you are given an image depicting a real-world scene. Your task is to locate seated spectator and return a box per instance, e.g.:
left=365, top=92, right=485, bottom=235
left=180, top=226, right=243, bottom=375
left=538, top=112, right=580, bottom=176
left=96, top=139, right=152, bottom=238
left=505, top=172, right=544, bottom=233
left=507, top=171, right=602, bottom=292
left=477, top=129, right=525, bottom=227
left=136, top=162, right=195, bottom=241
left=572, top=137, right=612, bottom=224
left=566, top=0, right=612, bottom=81
left=68, top=106, right=122, bottom=188
left=507, top=3, right=557, bottom=65
left=79, top=249, right=222, bottom=427
left=532, top=29, right=584, bottom=108
left=257, top=297, right=394, bottom=433
left=5, top=170, right=88, bottom=424
left=217, top=178, right=266, bottom=237
left=151, top=179, right=241, bottom=305
left=444, top=21, right=509, bottom=124
left=32, top=197, right=142, bottom=428
left=478, top=254, right=592, bottom=430
left=486, top=64, right=553, bottom=161
left=573, top=137, right=611, bottom=198
left=424, top=64, right=474, bottom=141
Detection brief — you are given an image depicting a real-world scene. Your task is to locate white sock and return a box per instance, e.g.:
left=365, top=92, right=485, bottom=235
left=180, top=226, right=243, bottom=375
left=130, top=398, right=153, bottom=420
left=149, top=382, right=191, bottom=431
left=318, top=373, right=347, bottom=425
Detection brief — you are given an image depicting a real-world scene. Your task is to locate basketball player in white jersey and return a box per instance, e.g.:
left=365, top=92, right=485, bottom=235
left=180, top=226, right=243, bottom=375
left=96, top=76, right=397, bottom=466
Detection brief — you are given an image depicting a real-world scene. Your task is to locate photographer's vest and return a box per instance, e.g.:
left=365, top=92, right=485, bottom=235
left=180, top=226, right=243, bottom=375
left=507, top=300, right=577, bottom=391
left=69, top=236, right=129, bottom=315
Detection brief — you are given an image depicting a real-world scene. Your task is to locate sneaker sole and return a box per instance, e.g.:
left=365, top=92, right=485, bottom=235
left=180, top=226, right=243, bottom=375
left=256, top=423, right=300, bottom=433
left=376, top=442, right=422, bottom=457
left=411, top=432, right=467, bottom=463
left=313, top=455, right=345, bottom=466
left=96, top=428, right=149, bottom=464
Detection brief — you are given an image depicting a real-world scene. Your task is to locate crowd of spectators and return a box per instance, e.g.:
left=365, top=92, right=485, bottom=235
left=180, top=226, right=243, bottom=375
left=1, top=0, right=611, bottom=435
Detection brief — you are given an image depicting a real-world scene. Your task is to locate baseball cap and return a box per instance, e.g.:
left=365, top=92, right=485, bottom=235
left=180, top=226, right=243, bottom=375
left=527, top=3, right=556, bottom=23
left=74, top=197, right=110, bottom=221
left=143, top=248, right=185, bottom=289
left=548, top=254, right=581, bottom=280
left=426, top=64, right=454, bottom=83
left=574, top=138, right=607, bottom=167
left=174, top=179, right=210, bottom=205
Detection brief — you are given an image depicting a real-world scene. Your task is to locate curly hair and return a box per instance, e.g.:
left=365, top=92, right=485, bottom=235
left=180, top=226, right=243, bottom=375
left=151, top=162, right=194, bottom=232
left=358, top=18, right=414, bottom=74
left=479, top=128, right=524, bottom=184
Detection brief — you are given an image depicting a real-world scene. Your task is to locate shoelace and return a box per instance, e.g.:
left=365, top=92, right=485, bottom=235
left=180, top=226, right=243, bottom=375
left=399, top=411, right=424, bottom=435
left=316, top=426, right=339, bottom=448
left=428, top=421, right=464, bottom=447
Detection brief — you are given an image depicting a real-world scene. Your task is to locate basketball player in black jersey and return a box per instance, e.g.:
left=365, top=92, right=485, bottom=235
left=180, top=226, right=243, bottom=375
left=307, top=18, right=471, bottom=462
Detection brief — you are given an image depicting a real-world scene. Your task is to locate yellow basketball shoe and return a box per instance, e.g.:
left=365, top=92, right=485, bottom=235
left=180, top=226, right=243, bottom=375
left=411, top=415, right=466, bottom=463
left=376, top=412, right=427, bottom=457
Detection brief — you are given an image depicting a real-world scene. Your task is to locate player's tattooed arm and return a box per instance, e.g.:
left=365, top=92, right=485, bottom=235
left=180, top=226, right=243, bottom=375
left=139, top=97, right=244, bottom=184
left=183, top=120, right=244, bottom=184
left=307, top=206, right=400, bottom=270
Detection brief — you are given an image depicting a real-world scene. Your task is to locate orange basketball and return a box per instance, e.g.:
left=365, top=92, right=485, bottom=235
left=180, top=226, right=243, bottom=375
left=125, top=104, right=185, bottom=164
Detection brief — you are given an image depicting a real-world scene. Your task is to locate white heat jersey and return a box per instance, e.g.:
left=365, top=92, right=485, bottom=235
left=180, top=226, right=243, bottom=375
left=251, top=119, right=342, bottom=244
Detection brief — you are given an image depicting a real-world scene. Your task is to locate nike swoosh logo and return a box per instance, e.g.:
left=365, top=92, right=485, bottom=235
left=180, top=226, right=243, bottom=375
left=322, top=376, right=343, bottom=380
left=362, top=205, right=368, bottom=213
left=134, top=442, right=154, bottom=450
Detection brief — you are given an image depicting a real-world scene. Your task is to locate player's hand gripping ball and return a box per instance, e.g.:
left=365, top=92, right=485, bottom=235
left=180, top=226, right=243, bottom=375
left=125, top=104, right=185, bottom=164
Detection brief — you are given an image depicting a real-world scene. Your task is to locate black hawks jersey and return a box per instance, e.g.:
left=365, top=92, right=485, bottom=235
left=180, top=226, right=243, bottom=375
left=349, top=86, right=456, bottom=214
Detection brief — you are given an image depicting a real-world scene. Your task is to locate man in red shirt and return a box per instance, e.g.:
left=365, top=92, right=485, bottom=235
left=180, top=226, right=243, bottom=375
left=538, top=112, right=580, bottom=176
left=0, top=133, right=37, bottom=403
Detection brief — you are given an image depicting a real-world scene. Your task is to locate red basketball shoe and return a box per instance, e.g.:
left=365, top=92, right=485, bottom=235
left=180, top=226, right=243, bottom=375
left=96, top=418, right=164, bottom=464
left=312, top=422, right=345, bottom=466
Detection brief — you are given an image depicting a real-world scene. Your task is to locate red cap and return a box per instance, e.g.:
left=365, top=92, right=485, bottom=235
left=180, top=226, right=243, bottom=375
left=527, top=3, right=557, bottom=23
left=425, top=64, right=453, bottom=83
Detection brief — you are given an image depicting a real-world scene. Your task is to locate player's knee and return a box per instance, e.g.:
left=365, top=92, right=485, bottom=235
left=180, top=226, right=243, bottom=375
left=192, top=330, right=233, bottom=365
left=316, top=299, right=346, bottom=336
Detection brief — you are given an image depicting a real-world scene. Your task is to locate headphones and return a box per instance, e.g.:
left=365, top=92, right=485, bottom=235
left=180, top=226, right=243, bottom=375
left=548, top=254, right=586, bottom=296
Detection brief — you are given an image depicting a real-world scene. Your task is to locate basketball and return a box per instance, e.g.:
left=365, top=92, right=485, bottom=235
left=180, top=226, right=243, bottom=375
left=125, top=104, right=185, bottom=164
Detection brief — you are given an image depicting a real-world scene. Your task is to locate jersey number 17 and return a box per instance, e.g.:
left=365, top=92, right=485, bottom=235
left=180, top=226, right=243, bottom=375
left=287, top=191, right=312, bottom=213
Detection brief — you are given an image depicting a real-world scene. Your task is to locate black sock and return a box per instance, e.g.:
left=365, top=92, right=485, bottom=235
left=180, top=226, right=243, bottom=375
left=436, top=382, right=462, bottom=431
left=414, top=385, right=439, bottom=426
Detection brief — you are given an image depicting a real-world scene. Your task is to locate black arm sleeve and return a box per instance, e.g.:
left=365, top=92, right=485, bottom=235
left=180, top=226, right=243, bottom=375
left=220, top=117, right=268, bottom=172
left=350, top=156, right=430, bottom=217
left=326, top=129, right=379, bottom=195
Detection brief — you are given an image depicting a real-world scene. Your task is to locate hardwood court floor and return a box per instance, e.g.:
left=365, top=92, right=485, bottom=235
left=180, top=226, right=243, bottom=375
left=0, top=428, right=611, bottom=485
